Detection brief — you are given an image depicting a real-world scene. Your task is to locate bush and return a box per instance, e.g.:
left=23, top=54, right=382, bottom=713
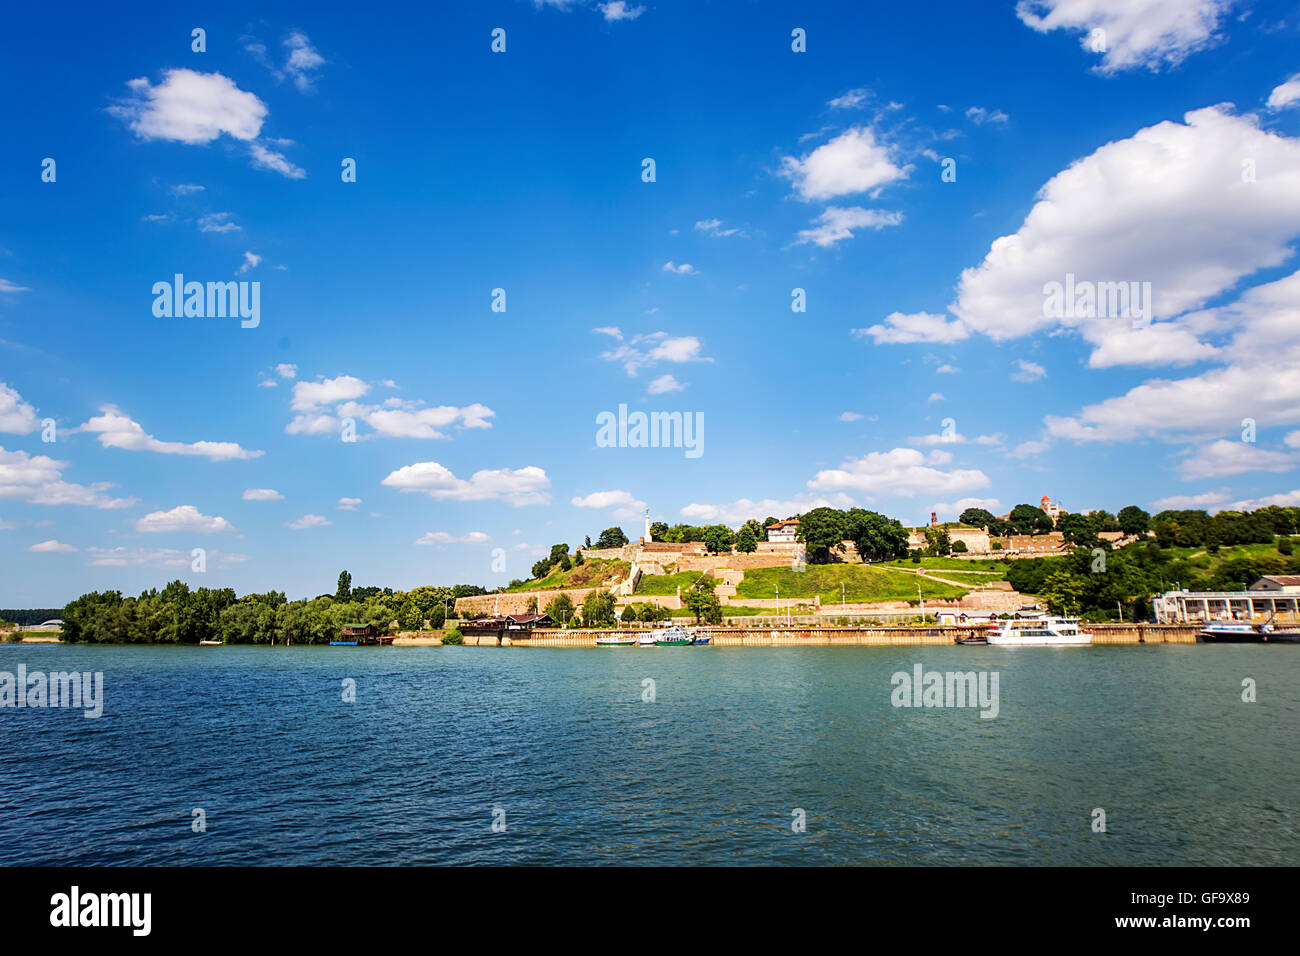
left=952, top=540, right=968, bottom=553
left=1279, top=536, right=1294, bottom=556
left=440, top=627, right=464, bottom=645
left=992, top=541, right=1003, bottom=551
left=3, top=631, right=22, bottom=643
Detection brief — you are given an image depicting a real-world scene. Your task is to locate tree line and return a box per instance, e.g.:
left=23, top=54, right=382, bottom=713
left=60, top=572, right=488, bottom=644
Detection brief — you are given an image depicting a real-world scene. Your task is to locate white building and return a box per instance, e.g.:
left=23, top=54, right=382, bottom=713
left=766, top=519, right=799, bottom=543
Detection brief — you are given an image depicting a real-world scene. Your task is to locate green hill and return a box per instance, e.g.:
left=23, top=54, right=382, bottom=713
left=504, top=558, right=630, bottom=593
left=736, top=565, right=967, bottom=604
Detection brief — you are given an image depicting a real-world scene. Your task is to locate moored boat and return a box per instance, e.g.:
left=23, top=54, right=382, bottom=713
left=1197, top=621, right=1262, bottom=643
left=692, top=635, right=711, bottom=645
left=986, top=615, right=1092, bottom=646
left=653, top=625, right=694, bottom=646
left=595, top=634, right=636, bottom=646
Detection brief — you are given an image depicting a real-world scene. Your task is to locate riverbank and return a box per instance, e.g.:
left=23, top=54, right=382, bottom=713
left=455, top=624, right=1202, bottom=647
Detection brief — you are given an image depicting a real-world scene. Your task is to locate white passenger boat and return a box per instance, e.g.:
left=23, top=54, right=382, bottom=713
left=986, top=615, right=1092, bottom=646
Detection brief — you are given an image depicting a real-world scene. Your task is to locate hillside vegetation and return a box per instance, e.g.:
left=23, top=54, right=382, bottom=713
left=737, top=565, right=968, bottom=604
left=504, top=558, right=630, bottom=592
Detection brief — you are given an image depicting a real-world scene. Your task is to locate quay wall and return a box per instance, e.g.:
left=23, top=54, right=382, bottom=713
left=488, top=624, right=1201, bottom=647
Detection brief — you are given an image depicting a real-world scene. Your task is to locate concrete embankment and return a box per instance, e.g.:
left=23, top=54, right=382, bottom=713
left=456, top=624, right=1201, bottom=647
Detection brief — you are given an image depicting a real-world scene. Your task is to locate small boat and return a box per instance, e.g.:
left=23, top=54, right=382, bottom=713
left=692, top=635, right=711, bottom=645
left=198, top=640, right=223, bottom=646
left=954, top=634, right=987, bottom=645
left=1197, top=621, right=1262, bottom=643
left=987, top=615, right=1092, bottom=646
left=653, top=625, right=694, bottom=646
left=636, top=632, right=658, bottom=646
left=329, top=640, right=358, bottom=646
left=595, top=634, right=636, bottom=646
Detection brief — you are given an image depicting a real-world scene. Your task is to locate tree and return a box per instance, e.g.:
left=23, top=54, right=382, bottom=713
left=702, top=524, right=735, bottom=554
left=545, top=592, right=575, bottom=624
left=952, top=540, right=967, bottom=553
left=595, top=527, right=629, bottom=549
left=959, top=507, right=997, bottom=529
left=526, top=595, right=539, bottom=614
left=1008, top=504, right=1053, bottom=535
left=845, top=508, right=909, bottom=562
left=582, top=590, right=617, bottom=626
left=1117, top=505, right=1151, bottom=536
left=1039, top=570, right=1087, bottom=616
left=573, top=551, right=584, bottom=566
left=397, top=601, right=423, bottom=631
left=548, top=543, right=570, bottom=565
left=335, top=571, right=352, bottom=603
left=531, top=558, right=552, bottom=580
left=649, top=521, right=669, bottom=542
left=735, top=525, right=758, bottom=553
left=584, top=535, right=592, bottom=548
left=1280, top=536, right=1294, bottom=556
left=797, top=507, right=847, bottom=563
left=682, top=576, right=721, bottom=624
left=923, top=526, right=952, bottom=556
left=621, top=605, right=637, bottom=623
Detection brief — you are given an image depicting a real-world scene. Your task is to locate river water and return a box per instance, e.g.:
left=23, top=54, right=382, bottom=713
left=1, top=643, right=1295, bottom=865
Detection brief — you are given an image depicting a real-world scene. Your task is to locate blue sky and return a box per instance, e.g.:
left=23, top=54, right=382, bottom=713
left=3, top=0, right=1300, bottom=605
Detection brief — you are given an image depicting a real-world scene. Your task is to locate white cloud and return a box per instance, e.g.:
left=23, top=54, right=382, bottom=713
left=927, top=392, right=944, bottom=402
left=571, top=489, right=647, bottom=519
left=414, top=530, right=493, bottom=546
left=694, top=218, right=745, bottom=238
left=1016, top=0, right=1232, bottom=74
left=110, top=69, right=266, bottom=143
left=80, top=406, right=263, bottom=461
left=909, top=432, right=1004, bottom=447
left=600, top=331, right=711, bottom=377
left=1285, top=431, right=1300, bottom=449
left=0, top=446, right=135, bottom=509
left=855, top=312, right=969, bottom=345
left=28, top=539, right=76, bottom=553
left=1011, top=440, right=1052, bottom=458
left=1011, top=360, right=1047, bottom=383
left=337, top=497, right=362, bottom=510
left=1151, top=490, right=1233, bottom=510
left=828, top=88, right=870, bottom=110
left=966, top=106, right=1010, bottom=125
left=291, top=375, right=370, bottom=411
left=249, top=142, right=306, bottom=179
left=276, top=363, right=297, bottom=379
left=1268, top=74, right=1300, bottom=111
left=662, top=261, right=699, bottom=275
left=171, top=183, right=205, bottom=195
left=85, top=545, right=248, bottom=568
left=794, top=206, right=903, bottom=247
left=0, top=279, right=31, bottom=293
left=680, top=493, right=858, bottom=526
left=239, top=251, right=261, bottom=273
left=599, top=2, right=644, bottom=21
left=242, top=488, right=283, bottom=501
left=137, top=505, right=234, bottom=534
left=0, top=383, right=39, bottom=434
left=838, top=411, right=864, bottom=422
left=1176, top=439, right=1296, bottom=481
left=935, top=364, right=960, bottom=374
left=807, top=447, right=991, bottom=499
left=780, top=127, right=911, bottom=201
left=198, top=212, right=240, bottom=233
left=283, top=31, right=325, bottom=91
left=1227, top=488, right=1300, bottom=511
left=286, top=514, right=331, bottom=530
left=334, top=401, right=495, bottom=440
left=382, top=462, right=551, bottom=506
left=592, top=326, right=623, bottom=339
left=647, top=374, right=684, bottom=395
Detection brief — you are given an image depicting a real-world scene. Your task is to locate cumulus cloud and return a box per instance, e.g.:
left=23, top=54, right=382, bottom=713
left=285, top=514, right=330, bottom=530
left=337, top=497, right=362, bottom=511
left=382, top=462, right=551, bottom=506
left=1016, top=0, right=1232, bottom=74
left=137, top=505, right=234, bottom=534
left=599, top=2, right=644, bottom=20
left=285, top=375, right=493, bottom=439
left=1011, top=360, right=1047, bottom=383
left=780, top=127, right=911, bottom=201
left=871, top=106, right=1300, bottom=364
left=571, top=489, right=647, bottom=519
left=414, top=530, right=492, bottom=546
left=85, top=546, right=248, bottom=568
left=647, top=374, right=684, bottom=395
left=79, top=406, right=263, bottom=461
left=249, top=142, right=306, bottom=179
left=1175, top=439, right=1296, bottom=481
left=599, top=331, right=711, bottom=378
left=966, top=106, right=1009, bottom=124
left=0, top=446, right=135, bottom=509
left=855, top=312, right=969, bottom=345
left=1268, top=74, right=1300, bottom=111
left=929, top=498, right=1004, bottom=521
left=794, top=206, right=903, bottom=247
left=828, top=88, right=870, bottom=110
left=0, top=383, right=40, bottom=434
left=28, top=539, right=76, bottom=553
left=807, top=447, right=991, bottom=499
left=110, top=69, right=266, bottom=143
left=1151, top=490, right=1233, bottom=511
left=662, top=261, right=699, bottom=275
left=242, top=488, right=283, bottom=501
left=239, top=251, right=261, bottom=273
